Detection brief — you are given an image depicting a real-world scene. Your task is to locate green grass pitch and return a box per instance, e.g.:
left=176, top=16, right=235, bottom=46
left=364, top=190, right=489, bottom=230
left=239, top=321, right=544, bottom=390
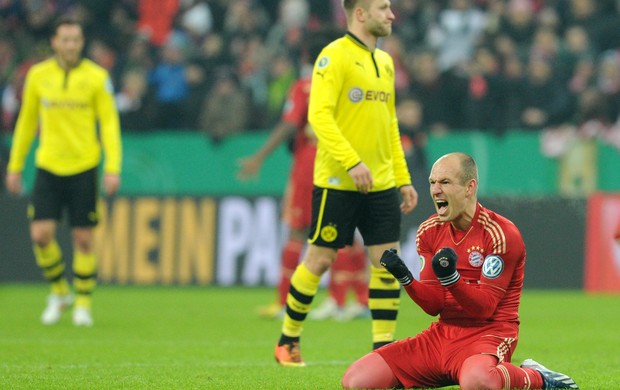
left=0, top=284, right=618, bottom=389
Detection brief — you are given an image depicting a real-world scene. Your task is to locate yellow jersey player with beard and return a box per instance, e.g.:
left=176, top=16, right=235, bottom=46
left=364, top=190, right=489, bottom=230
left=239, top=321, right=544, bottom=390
left=274, top=0, right=418, bottom=367
left=6, top=17, right=121, bottom=327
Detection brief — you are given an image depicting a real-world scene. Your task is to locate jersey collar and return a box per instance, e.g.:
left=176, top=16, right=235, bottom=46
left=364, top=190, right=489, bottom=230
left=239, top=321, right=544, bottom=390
left=345, top=32, right=373, bottom=53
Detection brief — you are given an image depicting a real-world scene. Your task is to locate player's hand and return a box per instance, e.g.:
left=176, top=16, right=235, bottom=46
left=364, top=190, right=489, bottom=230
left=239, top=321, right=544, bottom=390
left=103, top=173, right=120, bottom=196
left=380, top=248, right=413, bottom=286
left=348, top=162, right=373, bottom=194
left=236, top=155, right=262, bottom=181
left=431, top=247, right=460, bottom=287
left=399, top=184, right=418, bottom=214
left=5, top=172, right=23, bottom=195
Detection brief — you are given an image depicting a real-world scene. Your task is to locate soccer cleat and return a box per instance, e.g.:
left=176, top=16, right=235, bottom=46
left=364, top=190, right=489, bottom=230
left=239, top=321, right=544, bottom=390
left=257, top=302, right=285, bottom=320
left=308, top=297, right=342, bottom=320
left=520, top=359, right=579, bottom=389
left=274, top=342, right=306, bottom=367
left=41, top=294, right=74, bottom=325
left=72, top=307, right=94, bottom=327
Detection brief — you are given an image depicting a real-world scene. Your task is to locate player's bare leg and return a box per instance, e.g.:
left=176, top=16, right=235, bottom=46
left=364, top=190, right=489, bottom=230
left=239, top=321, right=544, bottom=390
left=341, top=351, right=400, bottom=389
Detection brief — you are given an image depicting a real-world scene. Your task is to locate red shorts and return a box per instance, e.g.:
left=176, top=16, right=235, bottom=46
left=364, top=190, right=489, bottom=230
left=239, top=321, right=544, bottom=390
left=375, top=321, right=519, bottom=389
left=282, top=144, right=316, bottom=229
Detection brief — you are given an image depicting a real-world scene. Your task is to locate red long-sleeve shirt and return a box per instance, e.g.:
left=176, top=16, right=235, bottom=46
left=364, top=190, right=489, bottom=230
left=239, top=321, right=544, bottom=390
left=405, top=203, right=526, bottom=327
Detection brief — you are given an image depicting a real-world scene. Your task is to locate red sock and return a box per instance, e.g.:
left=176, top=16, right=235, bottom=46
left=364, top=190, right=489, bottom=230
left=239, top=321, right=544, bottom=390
left=349, top=246, right=368, bottom=305
left=496, top=363, right=544, bottom=389
left=460, top=355, right=544, bottom=389
left=331, top=246, right=368, bottom=306
left=278, top=240, right=304, bottom=305
left=330, top=249, right=349, bottom=306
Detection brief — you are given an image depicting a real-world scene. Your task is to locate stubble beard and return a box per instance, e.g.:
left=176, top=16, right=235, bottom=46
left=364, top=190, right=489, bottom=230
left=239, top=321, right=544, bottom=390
left=61, top=52, right=82, bottom=68
left=370, top=23, right=391, bottom=38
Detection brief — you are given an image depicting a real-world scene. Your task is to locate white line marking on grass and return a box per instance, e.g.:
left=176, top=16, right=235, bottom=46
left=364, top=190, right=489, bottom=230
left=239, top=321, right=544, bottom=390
left=0, top=360, right=352, bottom=370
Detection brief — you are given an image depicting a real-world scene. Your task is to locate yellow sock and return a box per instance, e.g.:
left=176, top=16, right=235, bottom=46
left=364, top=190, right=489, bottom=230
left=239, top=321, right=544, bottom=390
left=282, top=263, right=321, bottom=338
left=73, top=251, right=97, bottom=309
left=368, top=266, right=401, bottom=346
left=33, top=240, right=70, bottom=295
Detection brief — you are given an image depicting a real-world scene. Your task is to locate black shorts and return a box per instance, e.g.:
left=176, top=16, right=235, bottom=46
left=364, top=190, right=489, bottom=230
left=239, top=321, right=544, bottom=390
left=29, top=167, right=99, bottom=227
left=308, top=186, right=401, bottom=249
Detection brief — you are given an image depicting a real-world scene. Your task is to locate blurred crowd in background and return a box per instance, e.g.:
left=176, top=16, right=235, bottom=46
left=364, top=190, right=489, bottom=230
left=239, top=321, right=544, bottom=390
left=2, top=0, right=620, bottom=153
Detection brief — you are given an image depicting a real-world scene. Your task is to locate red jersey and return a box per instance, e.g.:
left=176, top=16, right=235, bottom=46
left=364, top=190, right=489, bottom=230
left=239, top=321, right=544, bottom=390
left=280, top=76, right=315, bottom=229
left=281, top=76, right=315, bottom=158
left=411, top=203, right=526, bottom=327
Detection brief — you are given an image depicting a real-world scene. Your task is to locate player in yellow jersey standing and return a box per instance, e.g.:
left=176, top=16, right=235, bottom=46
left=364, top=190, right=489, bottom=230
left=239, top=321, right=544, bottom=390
left=5, top=18, right=122, bottom=327
left=274, top=0, right=418, bottom=366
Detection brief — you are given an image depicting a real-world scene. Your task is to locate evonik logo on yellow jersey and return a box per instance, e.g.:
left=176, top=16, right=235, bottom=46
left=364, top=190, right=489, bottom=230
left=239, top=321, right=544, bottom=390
left=347, top=87, right=391, bottom=103
left=42, top=98, right=89, bottom=109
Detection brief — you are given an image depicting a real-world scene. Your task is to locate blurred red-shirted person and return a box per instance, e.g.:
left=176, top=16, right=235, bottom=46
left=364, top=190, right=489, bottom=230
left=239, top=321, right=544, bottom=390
left=237, top=29, right=369, bottom=321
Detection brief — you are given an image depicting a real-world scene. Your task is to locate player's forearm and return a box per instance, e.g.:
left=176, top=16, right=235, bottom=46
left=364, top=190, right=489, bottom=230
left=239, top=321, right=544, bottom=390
left=100, top=123, right=122, bottom=174
left=256, top=122, right=296, bottom=161
left=7, top=122, right=37, bottom=173
left=8, top=91, right=39, bottom=172
left=393, top=159, right=412, bottom=188
left=403, top=281, right=443, bottom=316
left=447, top=280, right=503, bottom=320
left=392, top=120, right=411, bottom=187
left=98, top=92, right=122, bottom=173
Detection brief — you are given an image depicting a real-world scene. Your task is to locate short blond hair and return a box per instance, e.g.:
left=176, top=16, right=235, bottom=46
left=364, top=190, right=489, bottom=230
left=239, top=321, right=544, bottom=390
left=342, top=0, right=371, bottom=17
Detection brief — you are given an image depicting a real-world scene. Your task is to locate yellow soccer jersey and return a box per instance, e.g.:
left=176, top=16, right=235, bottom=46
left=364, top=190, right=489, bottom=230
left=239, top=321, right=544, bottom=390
left=308, top=33, right=411, bottom=192
left=8, top=58, right=121, bottom=176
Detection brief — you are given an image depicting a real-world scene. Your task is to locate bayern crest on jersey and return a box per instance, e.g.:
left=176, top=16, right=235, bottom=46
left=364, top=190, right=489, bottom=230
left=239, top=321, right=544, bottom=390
left=468, top=250, right=484, bottom=267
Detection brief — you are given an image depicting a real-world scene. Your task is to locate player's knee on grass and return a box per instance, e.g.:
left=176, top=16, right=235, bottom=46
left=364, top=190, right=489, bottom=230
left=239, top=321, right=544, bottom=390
left=458, top=355, right=503, bottom=390
left=341, top=352, right=399, bottom=389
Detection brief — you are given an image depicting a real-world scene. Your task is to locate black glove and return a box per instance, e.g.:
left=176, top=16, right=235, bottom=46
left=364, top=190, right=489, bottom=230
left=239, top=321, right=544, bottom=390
left=431, top=247, right=460, bottom=287
left=380, top=248, right=413, bottom=286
